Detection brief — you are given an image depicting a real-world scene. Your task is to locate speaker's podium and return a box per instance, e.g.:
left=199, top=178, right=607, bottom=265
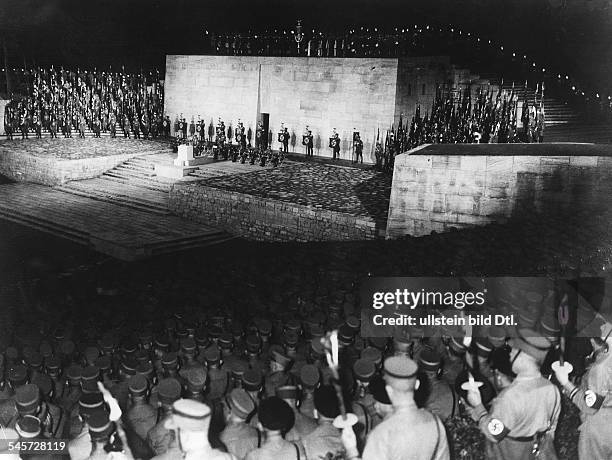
left=155, top=144, right=207, bottom=179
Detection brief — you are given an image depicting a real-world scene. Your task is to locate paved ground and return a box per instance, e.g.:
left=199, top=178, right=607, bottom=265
left=199, top=162, right=392, bottom=223
left=0, top=137, right=171, bottom=160
left=0, top=183, right=231, bottom=260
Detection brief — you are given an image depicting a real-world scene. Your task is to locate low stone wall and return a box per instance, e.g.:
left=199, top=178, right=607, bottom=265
left=387, top=144, right=612, bottom=237
left=170, top=183, right=380, bottom=242
left=0, top=150, right=139, bottom=185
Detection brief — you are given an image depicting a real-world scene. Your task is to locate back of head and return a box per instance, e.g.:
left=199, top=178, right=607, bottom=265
left=313, top=385, right=340, bottom=419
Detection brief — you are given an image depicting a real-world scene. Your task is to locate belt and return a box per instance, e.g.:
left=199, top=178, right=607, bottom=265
left=508, top=431, right=547, bottom=442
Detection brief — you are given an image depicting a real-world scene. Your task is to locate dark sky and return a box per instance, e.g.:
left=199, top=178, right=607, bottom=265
left=0, top=0, right=610, bottom=93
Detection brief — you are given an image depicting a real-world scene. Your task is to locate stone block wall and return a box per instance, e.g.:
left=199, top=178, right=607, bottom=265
left=164, top=55, right=454, bottom=163
left=386, top=146, right=612, bottom=237
left=0, top=151, right=139, bottom=185
left=169, top=183, right=380, bottom=242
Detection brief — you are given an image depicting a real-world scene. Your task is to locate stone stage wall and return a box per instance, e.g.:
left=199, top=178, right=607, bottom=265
left=386, top=143, right=612, bottom=238
left=164, top=55, right=450, bottom=163
left=169, top=184, right=379, bottom=242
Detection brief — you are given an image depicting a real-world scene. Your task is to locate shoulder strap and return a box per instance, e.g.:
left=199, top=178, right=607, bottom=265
left=256, top=429, right=261, bottom=448
left=430, top=413, right=442, bottom=460
left=355, top=402, right=370, bottom=434
left=292, top=441, right=300, bottom=460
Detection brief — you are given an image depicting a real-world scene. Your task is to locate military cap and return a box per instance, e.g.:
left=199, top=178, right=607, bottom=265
left=539, top=315, right=560, bottom=338
left=383, top=356, right=418, bottom=380
left=368, top=337, right=388, bottom=351
left=242, top=369, right=263, bottom=392
left=120, top=358, right=137, bottom=376
left=218, top=333, right=233, bottom=350
left=181, top=337, right=197, bottom=354
left=66, top=364, right=83, bottom=385
left=361, top=347, right=382, bottom=367
left=8, top=365, right=28, bottom=387
left=285, top=319, right=302, bottom=333
left=271, top=348, right=292, bottom=369
left=94, top=355, right=112, bottom=373
left=255, top=319, right=272, bottom=336
left=509, top=329, right=551, bottom=363
left=100, top=336, right=116, bottom=354
left=16, top=415, right=41, bottom=439
left=134, top=350, right=150, bottom=365
left=157, top=378, right=182, bottom=406
left=418, top=349, right=441, bottom=373
left=203, top=346, right=221, bottom=364
left=82, top=365, right=100, bottom=382
left=88, top=410, right=114, bottom=440
left=176, top=328, right=189, bottom=341
left=39, top=341, right=53, bottom=359
left=138, top=329, right=153, bottom=346
left=276, top=385, right=299, bottom=400
left=473, top=338, right=493, bottom=357
left=309, top=324, right=324, bottom=341
left=226, top=388, right=255, bottom=419
left=245, top=334, right=261, bottom=353
left=314, top=385, right=340, bottom=419
left=45, top=356, right=61, bottom=374
left=121, top=338, right=138, bottom=355
left=164, top=399, right=211, bottom=432
left=338, top=325, right=355, bottom=345
left=194, top=329, right=210, bottom=347
left=487, top=326, right=507, bottom=348
left=22, top=346, right=34, bottom=362
left=258, top=397, right=295, bottom=432
left=310, top=338, right=326, bottom=358
left=31, top=374, right=52, bottom=398
left=79, top=392, right=105, bottom=416
left=297, top=364, right=319, bottom=390
left=393, top=336, right=412, bottom=355
left=369, top=374, right=391, bottom=405
left=128, top=374, right=149, bottom=396
left=208, top=326, right=224, bottom=340
left=59, top=340, right=75, bottom=356
left=185, top=367, right=208, bottom=392
left=162, top=352, right=178, bottom=368
left=353, top=359, right=376, bottom=382
left=489, top=346, right=515, bottom=377
left=84, top=346, right=100, bottom=365
left=230, top=360, right=248, bottom=380
left=283, top=330, right=299, bottom=348
left=154, top=335, right=170, bottom=351
left=15, top=384, right=40, bottom=414
left=5, top=347, right=19, bottom=363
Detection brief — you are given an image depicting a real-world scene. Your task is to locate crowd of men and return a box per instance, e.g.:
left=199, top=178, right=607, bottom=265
left=3, top=68, right=165, bottom=140
left=0, top=276, right=610, bottom=460
left=375, top=85, right=545, bottom=173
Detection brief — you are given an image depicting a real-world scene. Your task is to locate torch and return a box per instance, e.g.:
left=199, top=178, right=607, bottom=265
left=552, top=292, right=573, bottom=375
left=321, top=330, right=358, bottom=429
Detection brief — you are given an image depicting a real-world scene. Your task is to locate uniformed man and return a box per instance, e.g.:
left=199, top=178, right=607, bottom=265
left=189, top=117, right=196, bottom=138
left=416, top=350, right=458, bottom=421
left=155, top=399, right=235, bottom=460
left=84, top=409, right=136, bottom=459
left=553, top=319, right=612, bottom=459
left=354, top=132, right=364, bottom=164
left=341, top=355, right=450, bottom=460
left=245, top=396, right=301, bottom=460
left=146, top=378, right=182, bottom=457
left=466, top=329, right=560, bottom=460
left=302, top=384, right=344, bottom=459
left=304, top=127, right=313, bottom=157
left=264, top=348, right=294, bottom=398
left=68, top=392, right=106, bottom=460
left=350, top=359, right=377, bottom=447
left=330, top=128, right=340, bottom=160
left=276, top=385, right=317, bottom=442
left=163, top=115, right=171, bottom=138
left=125, top=375, right=156, bottom=459
left=281, top=127, right=290, bottom=153
left=220, top=388, right=259, bottom=459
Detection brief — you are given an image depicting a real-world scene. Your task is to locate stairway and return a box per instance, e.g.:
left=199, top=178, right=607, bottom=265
left=57, top=156, right=174, bottom=215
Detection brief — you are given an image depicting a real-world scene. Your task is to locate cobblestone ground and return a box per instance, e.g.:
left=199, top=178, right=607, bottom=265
left=199, top=162, right=392, bottom=223
left=0, top=137, right=171, bottom=160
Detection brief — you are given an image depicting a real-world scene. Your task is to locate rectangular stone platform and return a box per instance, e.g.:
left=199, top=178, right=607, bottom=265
left=387, top=143, right=612, bottom=237
left=169, top=162, right=390, bottom=242
left=0, top=183, right=233, bottom=261
left=0, top=138, right=172, bottom=185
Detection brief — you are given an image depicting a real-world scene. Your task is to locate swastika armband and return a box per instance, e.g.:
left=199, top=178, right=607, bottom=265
left=584, top=390, right=605, bottom=410
left=487, top=418, right=510, bottom=441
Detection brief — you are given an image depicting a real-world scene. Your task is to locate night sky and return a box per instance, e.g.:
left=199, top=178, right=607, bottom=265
left=0, top=0, right=610, bottom=94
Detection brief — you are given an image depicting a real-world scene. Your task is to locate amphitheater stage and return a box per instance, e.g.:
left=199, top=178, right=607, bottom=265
left=0, top=138, right=172, bottom=185
left=387, top=142, right=612, bottom=238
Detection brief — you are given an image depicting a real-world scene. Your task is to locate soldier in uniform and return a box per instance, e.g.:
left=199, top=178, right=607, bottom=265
left=341, top=355, right=450, bottom=460
left=304, top=127, right=313, bottom=157
left=180, top=117, right=188, bottom=139
left=553, top=319, right=612, bottom=459
left=264, top=348, right=294, bottom=398
left=163, top=115, right=171, bottom=138
left=33, top=111, right=42, bottom=139
left=84, top=410, right=135, bottom=460
left=330, top=128, right=340, bottom=160
left=276, top=385, right=317, bottom=442
left=354, top=132, right=364, bottom=164
left=245, top=396, right=301, bottom=460
left=220, top=388, right=259, bottom=459
left=109, top=113, right=117, bottom=138
left=466, top=329, right=560, bottom=460
left=49, top=116, right=58, bottom=139
left=146, top=378, right=182, bottom=457
left=189, top=117, right=196, bottom=138
left=4, top=104, right=14, bottom=140
left=125, top=375, right=156, bottom=459
left=281, top=126, right=290, bottom=153
left=416, top=350, right=458, bottom=422
left=301, top=385, right=343, bottom=459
